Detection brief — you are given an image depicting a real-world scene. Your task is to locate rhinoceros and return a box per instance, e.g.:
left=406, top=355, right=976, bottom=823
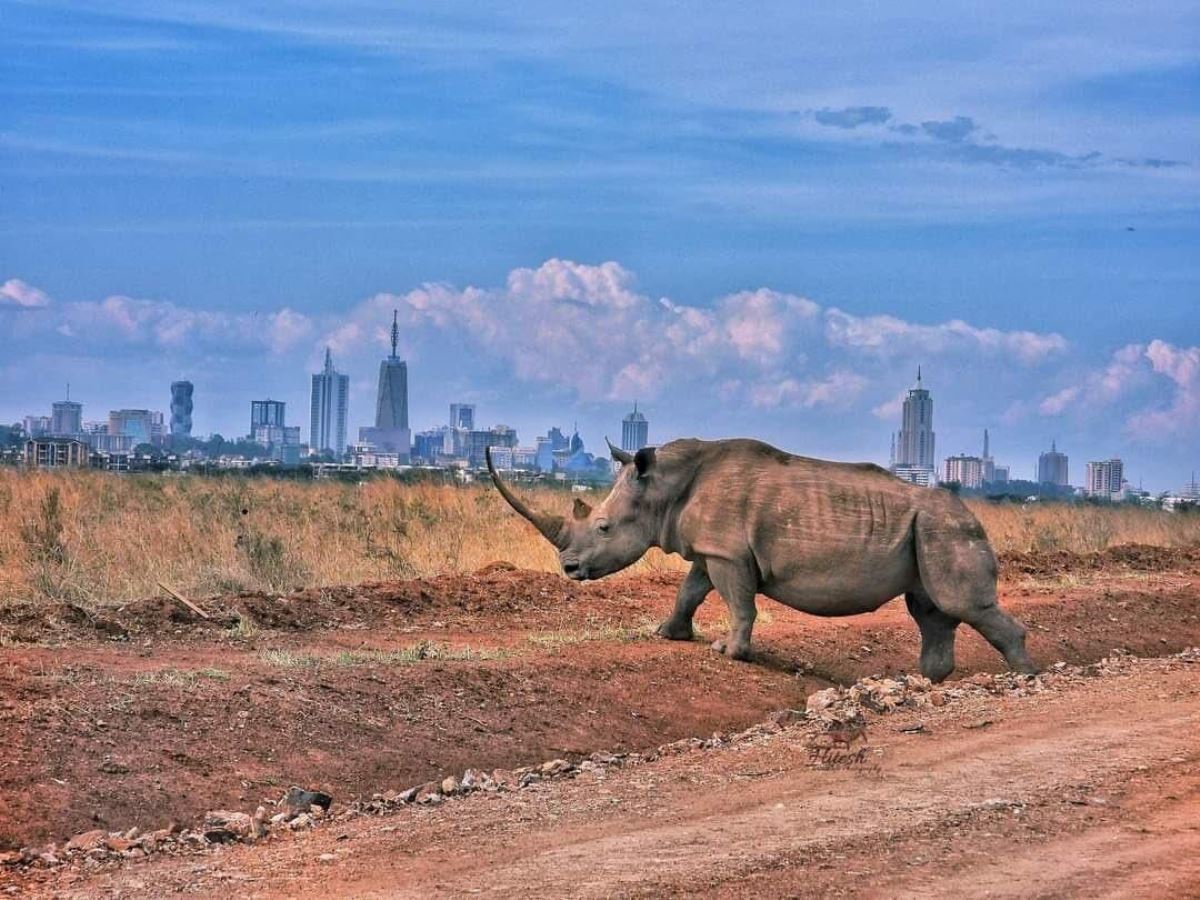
left=486, top=438, right=1036, bottom=682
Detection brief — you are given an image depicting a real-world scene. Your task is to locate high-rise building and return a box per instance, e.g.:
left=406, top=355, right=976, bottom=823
left=23, top=415, right=51, bottom=438
left=944, top=455, right=984, bottom=489
left=465, top=425, right=518, bottom=467
left=1181, top=473, right=1200, bottom=501
left=980, top=429, right=996, bottom=483
left=450, top=403, right=475, bottom=431
left=310, top=347, right=349, bottom=456
left=1037, top=441, right=1069, bottom=486
left=108, top=409, right=157, bottom=446
left=51, top=399, right=83, bottom=436
left=251, top=399, right=286, bottom=436
left=359, top=312, right=411, bottom=458
left=890, top=368, right=935, bottom=485
left=621, top=402, right=649, bottom=452
left=170, top=381, right=194, bottom=438
left=1085, top=459, right=1124, bottom=499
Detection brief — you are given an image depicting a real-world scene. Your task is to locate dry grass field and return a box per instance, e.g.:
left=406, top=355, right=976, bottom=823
left=2, top=468, right=1198, bottom=607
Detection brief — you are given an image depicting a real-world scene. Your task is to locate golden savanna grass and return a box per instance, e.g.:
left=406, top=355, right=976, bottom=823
left=2, top=469, right=1197, bottom=606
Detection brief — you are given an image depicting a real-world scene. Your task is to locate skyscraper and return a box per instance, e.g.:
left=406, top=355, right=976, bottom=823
left=250, top=399, right=286, bottom=434
left=358, top=311, right=410, bottom=458
left=981, top=428, right=995, bottom=483
left=891, top=368, right=935, bottom=484
left=450, top=403, right=475, bottom=431
left=170, top=381, right=194, bottom=438
left=1085, top=459, right=1124, bottom=499
left=310, top=347, right=349, bottom=456
left=51, top=387, right=83, bottom=436
left=1037, top=441, right=1069, bottom=486
left=621, top=402, right=649, bottom=452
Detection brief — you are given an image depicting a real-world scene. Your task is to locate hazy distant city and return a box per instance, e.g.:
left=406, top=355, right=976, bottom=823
left=6, top=311, right=1198, bottom=508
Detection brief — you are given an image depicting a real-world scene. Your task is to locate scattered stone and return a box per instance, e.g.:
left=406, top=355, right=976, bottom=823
left=414, top=782, right=443, bottom=805
left=318, top=853, right=336, bottom=863
left=204, top=811, right=255, bottom=840
left=64, top=830, right=107, bottom=853
left=97, top=759, right=130, bottom=775
left=398, top=786, right=419, bottom=803
left=287, top=813, right=314, bottom=830
left=441, top=776, right=460, bottom=795
left=284, top=786, right=333, bottom=813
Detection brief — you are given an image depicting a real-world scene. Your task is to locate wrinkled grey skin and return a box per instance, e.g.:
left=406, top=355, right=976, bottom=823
left=486, top=438, right=1036, bottom=682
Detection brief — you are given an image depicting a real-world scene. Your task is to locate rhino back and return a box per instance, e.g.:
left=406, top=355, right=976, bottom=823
left=671, top=440, right=944, bottom=609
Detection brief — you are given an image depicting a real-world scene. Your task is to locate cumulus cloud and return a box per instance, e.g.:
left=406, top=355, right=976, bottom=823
left=824, top=309, right=1067, bottom=364
left=8, top=279, right=314, bottom=356
left=814, top=106, right=891, bottom=129
left=1037, top=340, right=1200, bottom=440
left=1, top=278, right=51, bottom=308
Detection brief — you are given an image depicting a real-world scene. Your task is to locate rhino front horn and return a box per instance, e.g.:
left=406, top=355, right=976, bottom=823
left=486, top=447, right=569, bottom=549
left=606, top=437, right=634, bottom=465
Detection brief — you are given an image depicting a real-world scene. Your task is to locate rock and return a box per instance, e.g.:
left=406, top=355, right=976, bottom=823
left=415, top=782, right=443, bottom=804
left=38, top=853, right=61, bottom=867
left=103, top=836, right=134, bottom=853
left=287, top=813, right=313, bottom=830
left=204, top=811, right=255, bottom=839
left=284, top=786, right=333, bottom=813
left=398, top=786, right=419, bottom=803
left=540, top=759, right=572, bottom=777
left=806, top=688, right=840, bottom=714
left=97, top=759, right=130, bottom=775
left=65, top=830, right=107, bottom=853
left=768, top=708, right=806, bottom=727
left=491, top=769, right=518, bottom=790
left=929, top=691, right=947, bottom=707
left=460, top=768, right=486, bottom=792
left=318, top=853, right=336, bottom=863
left=0, top=851, right=23, bottom=867
left=440, top=776, right=460, bottom=795
left=270, top=812, right=292, bottom=826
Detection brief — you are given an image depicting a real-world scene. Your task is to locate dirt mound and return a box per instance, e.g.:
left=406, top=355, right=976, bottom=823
left=999, top=543, right=1200, bottom=578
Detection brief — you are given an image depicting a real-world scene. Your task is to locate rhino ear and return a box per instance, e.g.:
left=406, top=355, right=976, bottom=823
left=634, top=446, right=656, bottom=478
left=573, top=497, right=593, bottom=520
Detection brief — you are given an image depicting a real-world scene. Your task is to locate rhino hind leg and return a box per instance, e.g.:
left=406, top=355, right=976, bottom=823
left=905, top=590, right=960, bottom=683
left=705, top=558, right=757, bottom=662
left=657, top=561, right=713, bottom=641
left=913, top=511, right=1037, bottom=675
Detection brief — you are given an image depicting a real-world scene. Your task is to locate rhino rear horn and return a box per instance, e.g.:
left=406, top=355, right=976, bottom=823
left=486, top=447, right=569, bottom=549
left=606, top=437, right=634, bottom=465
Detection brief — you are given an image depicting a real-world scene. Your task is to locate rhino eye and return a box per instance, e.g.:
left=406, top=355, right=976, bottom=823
left=596, top=520, right=611, bottom=534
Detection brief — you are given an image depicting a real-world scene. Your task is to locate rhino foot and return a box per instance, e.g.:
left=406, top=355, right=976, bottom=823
left=710, top=639, right=753, bottom=662
left=655, top=619, right=695, bottom=641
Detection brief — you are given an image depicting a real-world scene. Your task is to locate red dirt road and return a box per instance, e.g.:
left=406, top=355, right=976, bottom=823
left=2, top=549, right=1200, bottom=897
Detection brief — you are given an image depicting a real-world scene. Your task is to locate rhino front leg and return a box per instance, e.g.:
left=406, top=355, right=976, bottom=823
left=706, top=559, right=758, bottom=662
left=656, top=560, right=712, bottom=641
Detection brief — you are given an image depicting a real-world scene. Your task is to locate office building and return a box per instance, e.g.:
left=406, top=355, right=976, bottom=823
left=23, top=415, right=51, bottom=438
left=889, top=368, right=935, bottom=485
left=170, top=381, right=194, bottom=438
left=1037, top=441, right=1069, bottom=486
left=359, top=312, right=410, bottom=458
left=251, top=399, right=286, bottom=436
left=1085, top=459, right=1124, bottom=499
left=51, top=399, right=83, bottom=436
left=450, top=403, right=475, bottom=431
left=466, top=425, right=518, bottom=467
left=944, top=455, right=985, bottom=489
left=108, top=409, right=158, bottom=447
left=24, top=438, right=89, bottom=469
left=310, top=348, right=350, bottom=456
left=621, top=402, right=649, bottom=452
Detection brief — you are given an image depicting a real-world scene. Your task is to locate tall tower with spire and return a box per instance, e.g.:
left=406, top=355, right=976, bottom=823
left=310, top=347, right=349, bottom=455
left=893, top=367, right=935, bottom=473
left=621, top=401, right=649, bottom=452
left=358, top=310, right=411, bottom=459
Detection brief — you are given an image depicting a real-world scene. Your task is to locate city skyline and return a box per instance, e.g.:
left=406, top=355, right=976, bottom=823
left=2, top=4, right=1197, bottom=491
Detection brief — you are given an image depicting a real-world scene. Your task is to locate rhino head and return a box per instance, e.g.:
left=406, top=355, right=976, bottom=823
left=486, top=440, right=660, bottom=580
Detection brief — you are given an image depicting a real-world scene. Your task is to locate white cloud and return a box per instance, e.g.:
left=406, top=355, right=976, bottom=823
left=824, top=309, right=1067, bottom=363
left=1, top=278, right=51, bottom=308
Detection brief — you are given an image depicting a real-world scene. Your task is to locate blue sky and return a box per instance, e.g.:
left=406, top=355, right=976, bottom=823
left=2, top=2, right=1198, bottom=489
